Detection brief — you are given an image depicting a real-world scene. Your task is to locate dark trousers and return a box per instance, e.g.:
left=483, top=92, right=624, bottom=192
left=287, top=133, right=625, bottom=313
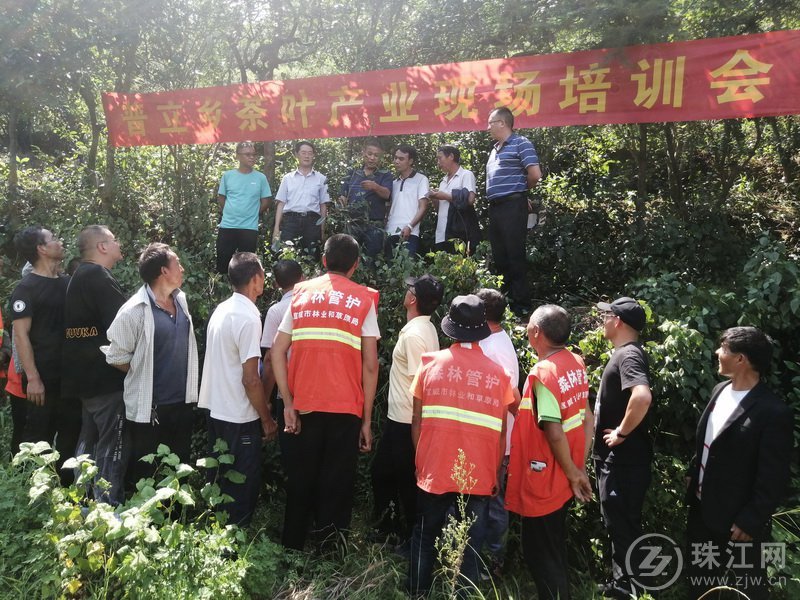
left=22, top=377, right=81, bottom=485
left=353, top=222, right=386, bottom=259
left=280, top=211, right=322, bottom=257
left=76, top=390, right=126, bottom=505
left=126, top=402, right=193, bottom=491
left=521, top=500, right=572, bottom=600
left=273, top=395, right=297, bottom=472
left=386, top=234, right=420, bottom=259
left=282, top=412, right=361, bottom=550
left=483, top=455, right=510, bottom=561
left=9, top=392, right=27, bottom=456
left=207, top=416, right=263, bottom=527
left=488, top=193, right=529, bottom=308
left=407, top=489, right=490, bottom=596
left=595, top=459, right=652, bottom=585
left=371, top=419, right=417, bottom=540
left=216, top=227, right=258, bottom=274
left=685, top=499, right=769, bottom=600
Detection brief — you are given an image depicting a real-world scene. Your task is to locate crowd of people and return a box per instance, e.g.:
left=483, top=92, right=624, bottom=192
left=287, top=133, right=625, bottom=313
left=216, top=106, right=541, bottom=314
left=0, top=105, right=793, bottom=600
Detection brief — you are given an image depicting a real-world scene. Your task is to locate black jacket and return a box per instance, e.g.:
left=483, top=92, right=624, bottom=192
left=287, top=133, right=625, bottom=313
left=686, top=380, right=794, bottom=537
left=445, top=187, right=482, bottom=247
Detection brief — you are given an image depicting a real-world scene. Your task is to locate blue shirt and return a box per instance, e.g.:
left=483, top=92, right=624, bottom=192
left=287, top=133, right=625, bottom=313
left=148, top=287, right=190, bottom=406
left=340, top=167, right=393, bottom=220
left=485, top=133, right=539, bottom=200
left=218, top=169, right=271, bottom=230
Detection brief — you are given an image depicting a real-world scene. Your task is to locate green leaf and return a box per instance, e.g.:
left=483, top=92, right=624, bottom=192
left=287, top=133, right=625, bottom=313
left=224, top=470, right=246, bottom=484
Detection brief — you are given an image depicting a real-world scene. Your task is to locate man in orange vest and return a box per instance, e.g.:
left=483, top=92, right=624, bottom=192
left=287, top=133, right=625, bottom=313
left=272, top=233, right=380, bottom=551
left=408, top=295, right=515, bottom=596
left=505, top=304, right=593, bottom=599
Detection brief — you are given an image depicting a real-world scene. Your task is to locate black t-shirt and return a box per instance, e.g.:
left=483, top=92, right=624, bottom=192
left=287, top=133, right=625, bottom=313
left=9, top=273, right=70, bottom=383
left=592, top=341, right=652, bottom=464
left=62, top=262, right=126, bottom=398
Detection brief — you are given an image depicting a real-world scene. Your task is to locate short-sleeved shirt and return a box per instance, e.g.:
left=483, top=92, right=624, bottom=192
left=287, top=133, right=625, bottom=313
left=198, top=293, right=263, bottom=423
left=148, top=287, right=190, bottom=406
left=592, top=341, right=652, bottom=464
left=479, top=329, right=520, bottom=454
left=260, top=290, right=293, bottom=349
left=386, top=171, right=429, bottom=237
left=10, top=273, right=69, bottom=382
left=62, top=262, right=126, bottom=398
left=485, top=133, right=539, bottom=200
left=435, top=167, right=477, bottom=244
left=218, top=169, right=271, bottom=230
left=276, top=169, right=331, bottom=215
left=387, top=315, right=439, bottom=424
left=340, top=167, right=393, bottom=221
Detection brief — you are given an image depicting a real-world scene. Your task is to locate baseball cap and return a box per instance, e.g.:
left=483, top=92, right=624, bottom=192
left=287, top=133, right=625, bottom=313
left=597, top=296, right=646, bottom=332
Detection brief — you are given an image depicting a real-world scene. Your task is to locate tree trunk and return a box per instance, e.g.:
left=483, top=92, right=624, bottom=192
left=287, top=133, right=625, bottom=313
left=5, top=105, right=21, bottom=228
left=255, top=66, right=276, bottom=185
left=663, top=123, right=686, bottom=217
left=7, top=105, right=19, bottom=210
left=634, top=123, right=648, bottom=227
left=79, top=77, right=102, bottom=182
left=765, top=117, right=796, bottom=185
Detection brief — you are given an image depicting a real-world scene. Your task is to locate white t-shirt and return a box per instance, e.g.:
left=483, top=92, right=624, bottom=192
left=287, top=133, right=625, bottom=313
left=698, top=383, right=750, bottom=492
left=386, top=172, right=429, bottom=237
left=480, top=329, right=520, bottom=455
left=260, top=290, right=293, bottom=349
left=435, top=167, right=477, bottom=244
left=198, top=293, right=263, bottom=423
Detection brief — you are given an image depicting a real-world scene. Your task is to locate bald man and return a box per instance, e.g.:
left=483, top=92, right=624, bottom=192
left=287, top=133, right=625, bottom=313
left=63, top=225, right=127, bottom=504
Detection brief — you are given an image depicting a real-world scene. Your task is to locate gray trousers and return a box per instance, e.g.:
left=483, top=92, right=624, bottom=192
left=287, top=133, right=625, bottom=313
left=76, top=390, right=126, bottom=505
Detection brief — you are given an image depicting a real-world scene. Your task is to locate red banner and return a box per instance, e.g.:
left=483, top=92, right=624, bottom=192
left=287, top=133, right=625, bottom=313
left=103, top=30, right=800, bottom=147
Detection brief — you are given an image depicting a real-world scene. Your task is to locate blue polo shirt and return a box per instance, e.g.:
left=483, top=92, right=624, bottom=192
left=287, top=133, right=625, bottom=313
left=485, top=133, right=539, bottom=200
left=218, top=169, right=271, bottom=230
left=340, top=167, right=393, bottom=220
left=147, top=287, right=190, bottom=406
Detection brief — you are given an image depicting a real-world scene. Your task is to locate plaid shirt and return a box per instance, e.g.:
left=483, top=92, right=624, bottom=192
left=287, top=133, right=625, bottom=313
left=105, top=285, right=199, bottom=423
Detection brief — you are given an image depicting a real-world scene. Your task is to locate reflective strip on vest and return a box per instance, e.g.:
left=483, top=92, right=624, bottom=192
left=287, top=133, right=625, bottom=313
left=292, top=327, right=362, bottom=350
left=562, top=409, right=586, bottom=433
left=518, top=396, right=533, bottom=411
left=421, top=405, right=503, bottom=432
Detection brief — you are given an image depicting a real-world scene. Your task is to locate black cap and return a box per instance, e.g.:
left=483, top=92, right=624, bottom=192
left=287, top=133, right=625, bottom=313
left=597, top=297, right=646, bottom=332
left=441, top=294, right=491, bottom=342
left=405, top=275, right=444, bottom=309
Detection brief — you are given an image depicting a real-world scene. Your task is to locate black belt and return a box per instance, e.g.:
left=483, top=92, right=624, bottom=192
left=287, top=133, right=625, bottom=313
left=488, top=192, right=526, bottom=206
left=284, top=211, right=320, bottom=219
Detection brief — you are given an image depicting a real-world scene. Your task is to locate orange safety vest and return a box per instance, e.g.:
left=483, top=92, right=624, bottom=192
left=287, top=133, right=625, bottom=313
left=506, top=349, right=590, bottom=517
left=412, top=343, right=514, bottom=496
left=288, top=273, right=377, bottom=417
left=5, top=356, right=23, bottom=398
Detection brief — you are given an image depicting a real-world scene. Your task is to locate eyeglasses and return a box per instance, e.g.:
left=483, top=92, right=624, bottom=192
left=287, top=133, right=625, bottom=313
left=487, top=120, right=504, bottom=127
left=407, top=285, right=416, bottom=296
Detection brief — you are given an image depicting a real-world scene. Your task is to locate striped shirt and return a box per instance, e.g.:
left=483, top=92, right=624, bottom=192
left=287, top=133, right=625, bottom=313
left=104, top=285, right=199, bottom=423
left=485, top=133, right=539, bottom=200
